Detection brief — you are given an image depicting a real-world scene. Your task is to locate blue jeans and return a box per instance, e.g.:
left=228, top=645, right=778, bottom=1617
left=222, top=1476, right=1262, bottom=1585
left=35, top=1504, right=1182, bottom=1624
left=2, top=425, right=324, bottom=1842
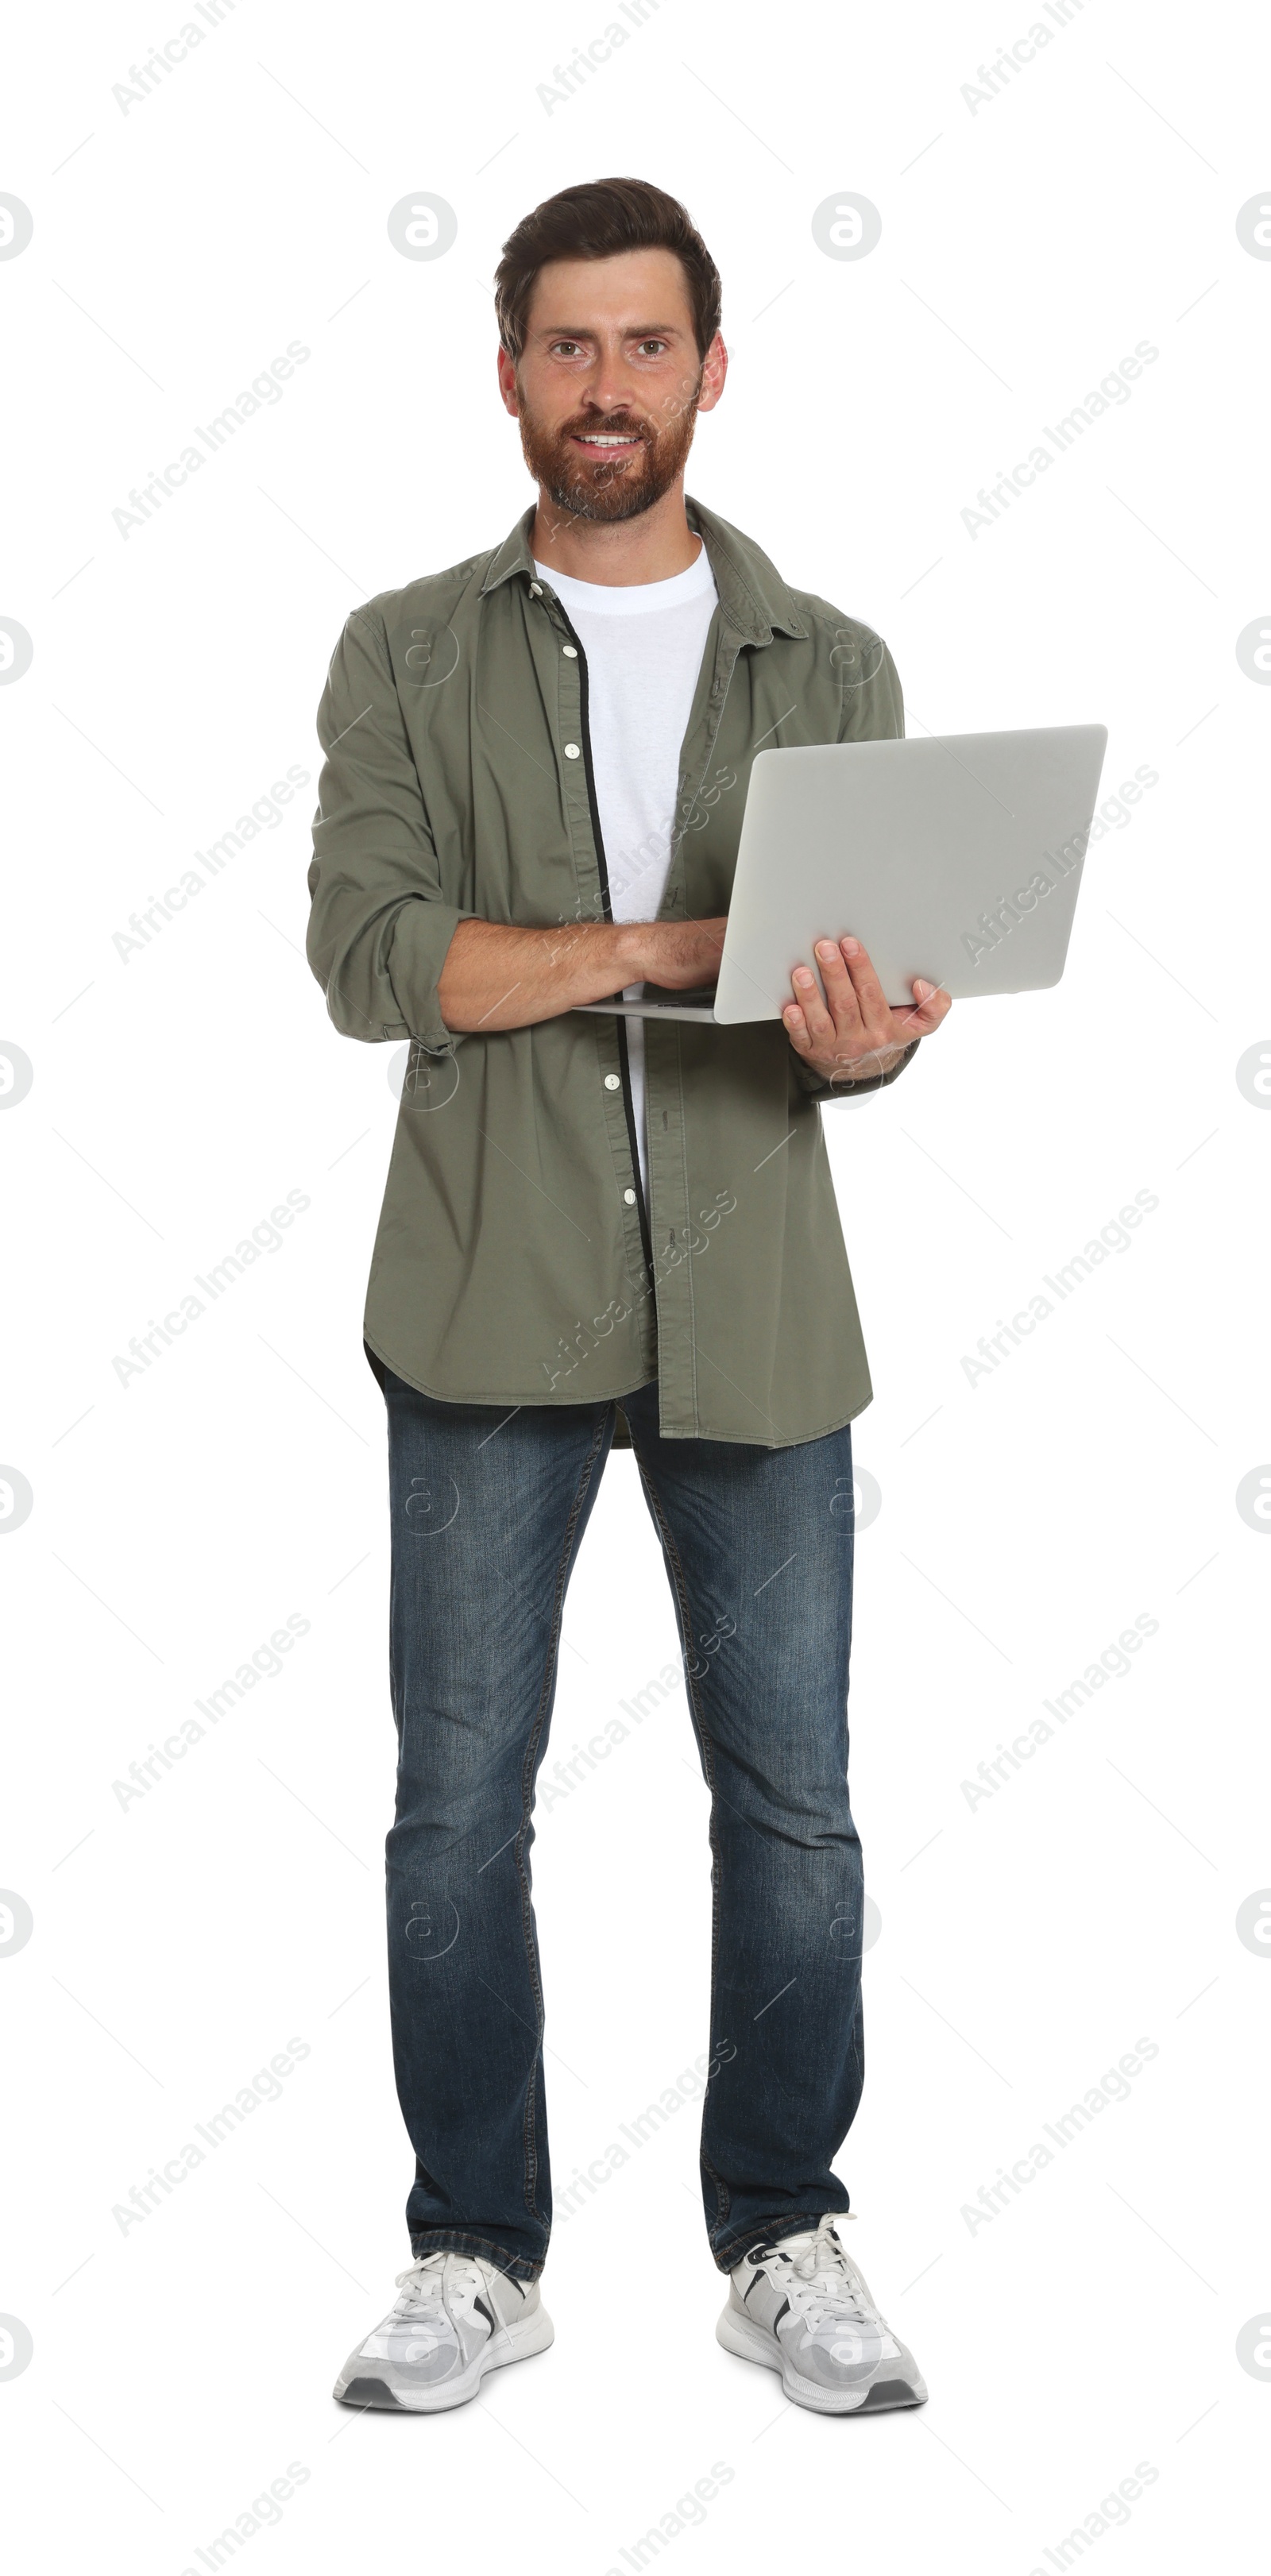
left=368, top=1350, right=865, bottom=2281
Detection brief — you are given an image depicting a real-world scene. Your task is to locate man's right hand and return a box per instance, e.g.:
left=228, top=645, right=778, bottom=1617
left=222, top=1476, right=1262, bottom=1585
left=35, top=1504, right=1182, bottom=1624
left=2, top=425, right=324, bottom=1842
left=437, top=914, right=728, bottom=1032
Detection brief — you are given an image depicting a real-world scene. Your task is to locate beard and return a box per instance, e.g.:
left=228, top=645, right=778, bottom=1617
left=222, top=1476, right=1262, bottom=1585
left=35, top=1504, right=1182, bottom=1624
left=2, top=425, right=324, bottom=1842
left=516, top=370, right=703, bottom=524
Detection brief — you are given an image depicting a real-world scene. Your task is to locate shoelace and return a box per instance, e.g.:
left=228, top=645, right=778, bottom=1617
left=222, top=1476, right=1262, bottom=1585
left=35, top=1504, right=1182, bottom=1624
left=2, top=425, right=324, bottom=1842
left=392, top=2252, right=484, bottom=2320
left=756, top=2215, right=884, bottom=2337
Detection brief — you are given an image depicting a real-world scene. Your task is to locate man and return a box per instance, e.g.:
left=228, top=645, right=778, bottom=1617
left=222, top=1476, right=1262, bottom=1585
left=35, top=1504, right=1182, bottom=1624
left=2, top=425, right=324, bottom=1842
left=307, top=176, right=950, bottom=2419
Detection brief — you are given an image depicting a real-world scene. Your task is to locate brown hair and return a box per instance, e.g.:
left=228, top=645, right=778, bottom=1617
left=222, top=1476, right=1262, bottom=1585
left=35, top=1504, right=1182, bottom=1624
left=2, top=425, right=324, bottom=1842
left=494, top=177, right=722, bottom=366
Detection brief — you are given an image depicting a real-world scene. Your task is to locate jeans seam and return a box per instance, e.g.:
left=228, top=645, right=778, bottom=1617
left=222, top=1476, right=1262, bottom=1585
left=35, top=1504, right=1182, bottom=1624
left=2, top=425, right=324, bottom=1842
left=516, top=1404, right=614, bottom=2235
left=628, top=1441, right=730, bottom=2232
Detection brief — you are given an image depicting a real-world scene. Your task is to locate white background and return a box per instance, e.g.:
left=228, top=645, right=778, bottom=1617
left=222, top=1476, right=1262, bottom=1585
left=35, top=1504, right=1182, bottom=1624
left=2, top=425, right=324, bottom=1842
left=2, top=0, right=1269, bottom=2567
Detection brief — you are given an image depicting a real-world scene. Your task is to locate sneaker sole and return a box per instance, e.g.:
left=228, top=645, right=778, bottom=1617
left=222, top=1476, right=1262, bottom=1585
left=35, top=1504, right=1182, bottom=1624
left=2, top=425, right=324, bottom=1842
left=334, top=2304, right=554, bottom=2414
left=715, top=2307, right=926, bottom=2416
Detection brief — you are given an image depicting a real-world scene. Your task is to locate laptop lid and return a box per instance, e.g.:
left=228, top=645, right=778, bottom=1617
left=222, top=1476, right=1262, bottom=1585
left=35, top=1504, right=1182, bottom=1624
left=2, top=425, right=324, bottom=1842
left=712, top=725, right=1107, bottom=1018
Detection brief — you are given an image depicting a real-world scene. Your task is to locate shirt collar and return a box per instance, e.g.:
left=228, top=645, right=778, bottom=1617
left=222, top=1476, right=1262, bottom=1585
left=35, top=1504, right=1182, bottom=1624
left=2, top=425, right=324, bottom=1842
left=478, top=496, right=807, bottom=647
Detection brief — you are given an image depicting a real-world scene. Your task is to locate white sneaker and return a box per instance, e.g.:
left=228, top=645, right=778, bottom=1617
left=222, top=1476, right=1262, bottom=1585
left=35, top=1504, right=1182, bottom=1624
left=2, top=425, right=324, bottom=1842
left=334, top=2250, right=553, bottom=2412
left=717, top=2213, right=927, bottom=2415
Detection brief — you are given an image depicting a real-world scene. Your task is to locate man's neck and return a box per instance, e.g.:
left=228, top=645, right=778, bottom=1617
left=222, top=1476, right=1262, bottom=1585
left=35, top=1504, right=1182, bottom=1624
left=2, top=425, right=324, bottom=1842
left=529, top=481, right=701, bottom=587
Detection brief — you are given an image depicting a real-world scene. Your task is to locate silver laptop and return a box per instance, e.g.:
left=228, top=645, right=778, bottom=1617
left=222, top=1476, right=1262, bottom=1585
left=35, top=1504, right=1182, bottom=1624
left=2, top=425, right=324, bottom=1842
left=575, top=724, right=1107, bottom=1022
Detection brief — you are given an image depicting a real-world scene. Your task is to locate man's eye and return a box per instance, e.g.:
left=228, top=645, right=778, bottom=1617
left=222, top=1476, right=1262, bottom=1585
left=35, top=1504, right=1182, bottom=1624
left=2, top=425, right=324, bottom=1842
left=637, top=340, right=666, bottom=355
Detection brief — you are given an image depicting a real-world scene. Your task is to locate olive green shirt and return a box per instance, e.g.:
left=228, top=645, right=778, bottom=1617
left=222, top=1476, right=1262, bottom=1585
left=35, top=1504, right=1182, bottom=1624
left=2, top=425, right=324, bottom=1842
left=306, top=496, right=919, bottom=1446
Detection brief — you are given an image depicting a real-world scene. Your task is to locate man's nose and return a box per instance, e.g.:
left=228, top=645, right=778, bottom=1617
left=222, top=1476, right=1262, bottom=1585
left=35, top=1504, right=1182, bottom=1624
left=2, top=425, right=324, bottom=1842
left=580, top=357, right=640, bottom=418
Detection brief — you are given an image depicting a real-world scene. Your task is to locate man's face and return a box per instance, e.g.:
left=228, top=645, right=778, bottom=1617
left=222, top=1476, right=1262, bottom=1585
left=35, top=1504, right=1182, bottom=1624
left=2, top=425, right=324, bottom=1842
left=498, top=247, right=725, bottom=524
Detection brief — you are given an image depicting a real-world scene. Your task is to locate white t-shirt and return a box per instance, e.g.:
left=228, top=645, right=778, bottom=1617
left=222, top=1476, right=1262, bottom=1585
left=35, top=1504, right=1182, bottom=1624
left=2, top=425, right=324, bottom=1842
left=534, top=543, right=718, bottom=1205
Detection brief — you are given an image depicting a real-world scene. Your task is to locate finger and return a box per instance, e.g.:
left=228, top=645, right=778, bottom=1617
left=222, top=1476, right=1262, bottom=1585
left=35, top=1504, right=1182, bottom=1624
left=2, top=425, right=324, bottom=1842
left=834, top=937, right=898, bottom=1045
left=890, top=979, right=952, bottom=1039
left=790, top=962, right=837, bottom=1049
left=782, top=996, right=842, bottom=1068
left=820, top=937, right=896, bottom=1056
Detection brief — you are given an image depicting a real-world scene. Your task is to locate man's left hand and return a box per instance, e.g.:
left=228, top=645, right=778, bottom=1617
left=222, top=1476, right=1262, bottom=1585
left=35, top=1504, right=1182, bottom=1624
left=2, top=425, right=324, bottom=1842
left=782, top=935, right=951, bottom=1082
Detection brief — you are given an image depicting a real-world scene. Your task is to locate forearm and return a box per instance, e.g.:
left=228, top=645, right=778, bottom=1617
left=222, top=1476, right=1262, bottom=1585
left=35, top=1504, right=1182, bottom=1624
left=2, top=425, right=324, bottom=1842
left=436, top=917, right=646, bottom=1033
left=436, top=913, right=724, bottom=1033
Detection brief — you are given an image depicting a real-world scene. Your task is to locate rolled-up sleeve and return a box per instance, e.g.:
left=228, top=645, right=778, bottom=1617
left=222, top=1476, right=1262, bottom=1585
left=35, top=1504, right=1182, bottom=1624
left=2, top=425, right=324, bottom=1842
left=307, top=606, right=473, bottom=1051
left=789, top=628, right=921, bottom=1102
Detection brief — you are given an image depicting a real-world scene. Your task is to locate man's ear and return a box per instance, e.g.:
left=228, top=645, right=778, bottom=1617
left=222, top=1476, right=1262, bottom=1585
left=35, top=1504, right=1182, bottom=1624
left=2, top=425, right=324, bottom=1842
left=496, top=347, right=520, bottom=419
left=695, top=333, right=728, bottom=417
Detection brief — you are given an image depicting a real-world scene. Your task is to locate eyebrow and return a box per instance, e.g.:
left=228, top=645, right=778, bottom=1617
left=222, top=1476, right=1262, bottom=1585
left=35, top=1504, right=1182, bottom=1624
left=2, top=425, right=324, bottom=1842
left=535, top=321, right=685, bottom=339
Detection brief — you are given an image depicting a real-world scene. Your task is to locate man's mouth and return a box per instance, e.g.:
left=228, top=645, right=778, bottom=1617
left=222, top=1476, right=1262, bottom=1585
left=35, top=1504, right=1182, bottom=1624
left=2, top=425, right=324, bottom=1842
left=570, top=431, right=644, bottom=450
